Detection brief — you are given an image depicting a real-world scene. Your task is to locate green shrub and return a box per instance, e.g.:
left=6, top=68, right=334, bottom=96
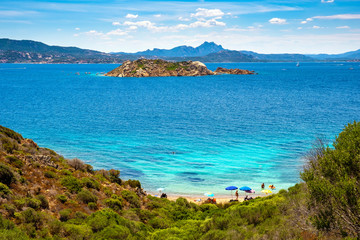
left=36, top=195, right=49, bottom=209
left=25, top=198, right=42, bottom=210
left=77, top=189, right=97, bottom=204
left=104, top=198, right=123, bottom=211
left=44, top=171, right=56, bottom=179
left=14, top=199, right=26, bottom=210
left=48, top=219, right=62, bottom=236
left=21, top=208, right=42, bottom=227
left=124, top=179, right=141, bottom=188
left=121, top=190, right=140, bottom=208
left=0, top=126, right=23, bottom=142
left=148, top=217, right=170, bottom=229
left=0, top=228, right=30, bottom=240
left=3, top=204, right=16, bottom=217
left=6, top=156, right=23, bottom=168
left=1, top=138, right=18, bottom=154
left=0, top=213, right=15, bottom=230
left=61, top=176, right=82, bottom=193
left=59, top=209, right=72, bottom=222
left=0, top=182, right=12, bottom=197
left=81, top=177, right=100, bottom=190
left=109, top=169, right=121, bottom=184
left=60, top=169, right=72, bottom=176
left=95, top=224, right=131, bottom=239
left=57, top=194, right=67, bottom=203
left=88, top=202, right=98, bottom=210
left=63, top=223, right=92, bottom=240
left=0, top=163, right=15, bottom=186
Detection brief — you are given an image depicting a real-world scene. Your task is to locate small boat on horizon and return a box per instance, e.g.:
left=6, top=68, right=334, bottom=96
left=296, top=62, right=300, bottom=67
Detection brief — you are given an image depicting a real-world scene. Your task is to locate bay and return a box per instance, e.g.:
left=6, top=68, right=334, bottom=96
left=1, top=62, right=359, bottom=195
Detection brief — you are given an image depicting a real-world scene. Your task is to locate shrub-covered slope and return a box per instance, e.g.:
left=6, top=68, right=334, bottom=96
left=1, top=124, right=358, bottom=239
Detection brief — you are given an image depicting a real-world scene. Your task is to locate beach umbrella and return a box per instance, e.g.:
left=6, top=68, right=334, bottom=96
left=261, top=190, right=272, bottom=194
left=239, top=186, right=252, bottom=191
left=204, top=192, right=214, bottom=197
left=225, top=186, right=238, bottom=199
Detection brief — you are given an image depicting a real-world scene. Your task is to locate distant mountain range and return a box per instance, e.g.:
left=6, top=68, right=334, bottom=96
left=0, top=38, right=359, bottom=63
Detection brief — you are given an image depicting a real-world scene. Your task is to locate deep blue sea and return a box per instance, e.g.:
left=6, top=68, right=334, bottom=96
left=1, top=62, right=359, bottom=196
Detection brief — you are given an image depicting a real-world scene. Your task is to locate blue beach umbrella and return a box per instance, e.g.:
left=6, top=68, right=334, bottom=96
left=225, top=186, right=238, bottom=199
left=239, top=186, right=252, bottom=191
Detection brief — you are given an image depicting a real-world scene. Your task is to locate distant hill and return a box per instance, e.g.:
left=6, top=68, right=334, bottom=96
left=241, top=51, right=315, bottom=62
left=113, top=41, right=225, bottom=57
left=0, top=38, right=133, bottom=63
left=307, top=49, right=360, bottom=60
left=1, top=38, right=359, bottom=63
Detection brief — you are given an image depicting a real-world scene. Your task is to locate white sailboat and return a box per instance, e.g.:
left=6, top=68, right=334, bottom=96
left=296, top=62, right=300, bottom=67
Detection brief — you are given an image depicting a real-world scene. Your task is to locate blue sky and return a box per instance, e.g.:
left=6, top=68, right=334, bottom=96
left=1, top=0, right=360, bottom=53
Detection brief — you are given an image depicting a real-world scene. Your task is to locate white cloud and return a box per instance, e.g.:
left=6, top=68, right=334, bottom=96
left=321, top=0, right=334, bottom=3
left=269, top=18, right=287, bottom=24
left=75, top=27, right=80, bottom=30
left=297, top=27, right=303, bottom=30
left=112, top=21, right=121, bottom=26
left=154, top=14, right=161, bottom=18
left=123, top=18, right=225, bottom=33
left=301, top=18, right=313, bottom=24
left=312, top=25, right=321, bottom=29
left=336, top=25, right=350, bottom=29
left=191, top=8, right=225, bottom=18
left=128, top=26, right=138, bottom=30
left=85, top=30, right=105, bottom=37
left=224, top=25, right=262, bottom=32
left=313, top=14, right=360, bottom=20
left=178, top=16, right=190, bottom=21
left=57, top=28, right=62, bottom=31
left=189, top=19, right=226, bottom=28
left=124, top=20, right=153, bottom=28
left=126, top=14, right=138, bottom=19
left=107, top=29, right=128, bottom=36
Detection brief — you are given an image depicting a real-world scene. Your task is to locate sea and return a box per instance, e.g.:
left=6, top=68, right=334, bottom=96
left=1, top=62, right=359, bottom=196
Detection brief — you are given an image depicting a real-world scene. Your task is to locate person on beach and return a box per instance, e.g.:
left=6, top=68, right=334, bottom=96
left=235, top=190, right=239, bottom=200
left=261, top=183, right=265, bottom=189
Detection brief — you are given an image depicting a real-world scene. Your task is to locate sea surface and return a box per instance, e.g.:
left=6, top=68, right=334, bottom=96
left=1, top=62, right=359, bottom=196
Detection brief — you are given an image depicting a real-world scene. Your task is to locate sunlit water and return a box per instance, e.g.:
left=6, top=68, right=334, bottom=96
left=1, top=62, right=359, bottom=196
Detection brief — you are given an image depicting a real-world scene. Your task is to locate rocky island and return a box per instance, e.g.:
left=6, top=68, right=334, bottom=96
left=105, top=59, right=255, bottom=77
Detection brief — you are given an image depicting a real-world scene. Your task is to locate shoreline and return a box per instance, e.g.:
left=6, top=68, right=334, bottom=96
left=147, top=192, right=269, bottom=204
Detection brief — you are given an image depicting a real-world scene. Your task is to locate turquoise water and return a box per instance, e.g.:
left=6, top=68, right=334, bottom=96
left=1, top=62, right=359, bottom=195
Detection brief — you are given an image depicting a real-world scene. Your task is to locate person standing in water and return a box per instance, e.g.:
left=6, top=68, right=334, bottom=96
left=235, top=190, right=239, bottom=200
left=261, top=183, right=265, bottom=189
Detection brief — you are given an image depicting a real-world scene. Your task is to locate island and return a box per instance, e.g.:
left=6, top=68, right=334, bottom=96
left=105, top=59, right=255, bottom=77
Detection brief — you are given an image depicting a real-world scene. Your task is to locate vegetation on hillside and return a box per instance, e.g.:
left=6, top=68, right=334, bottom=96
left=0, top=122, right=359, bottom=239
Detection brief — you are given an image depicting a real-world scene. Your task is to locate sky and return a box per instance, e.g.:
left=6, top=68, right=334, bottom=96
left=1, top=0, right=360, bottom=54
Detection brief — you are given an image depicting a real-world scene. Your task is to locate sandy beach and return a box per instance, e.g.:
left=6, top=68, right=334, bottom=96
left=148, top=193, right=268, bottom=204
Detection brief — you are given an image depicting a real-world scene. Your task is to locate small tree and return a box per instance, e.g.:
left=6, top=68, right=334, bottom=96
left=68, top=158, right=85, bottom=171
left=301, top=121, right=360, bottom=238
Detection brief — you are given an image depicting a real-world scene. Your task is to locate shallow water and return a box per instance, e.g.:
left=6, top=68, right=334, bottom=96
left=1, top=62, right=359, bottom=195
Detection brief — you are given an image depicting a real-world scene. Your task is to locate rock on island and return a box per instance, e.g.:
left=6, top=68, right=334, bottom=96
left=105, top=59, right=255, bottom=77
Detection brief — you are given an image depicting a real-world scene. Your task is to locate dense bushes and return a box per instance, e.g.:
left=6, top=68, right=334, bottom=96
left=77, top=189, right=97, bottom=204
left=60, top=176, right=82, bottom=193
left=301, top=121, right=360, bottom=238
left=0, top=163, right=15, bottom=186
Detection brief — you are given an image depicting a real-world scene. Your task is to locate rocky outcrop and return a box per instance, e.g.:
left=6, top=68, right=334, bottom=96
left=105, top=59, right=214, bottom=77
left=105, top=59, right=255, bottom=77
left=214, top=67, right=255, bottom=75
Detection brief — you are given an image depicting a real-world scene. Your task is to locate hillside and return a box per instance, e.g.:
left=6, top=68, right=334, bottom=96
left=0, top=38, right=134, bottom=63
left=0, top=124, right=359, bottom=239
left=118, top=41, right=225, bottom=58
left=2, top=38, right=359, bottom=63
